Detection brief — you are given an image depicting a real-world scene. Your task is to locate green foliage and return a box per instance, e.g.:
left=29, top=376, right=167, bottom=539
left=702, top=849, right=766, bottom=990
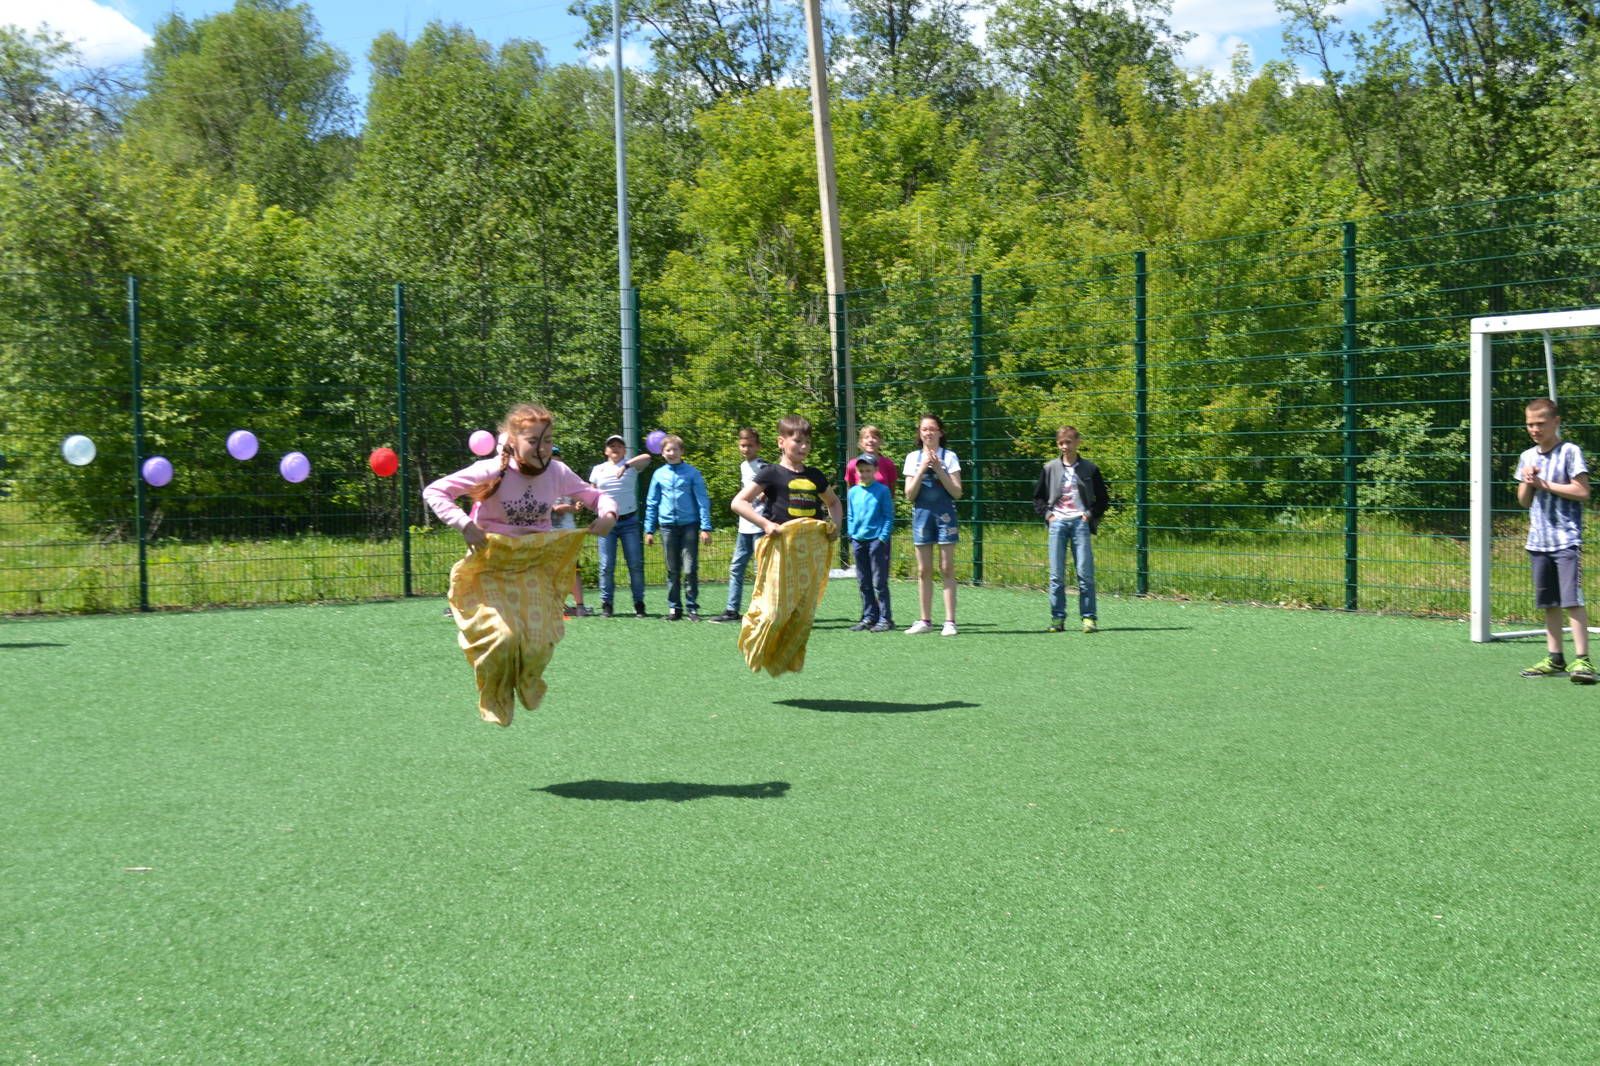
left=570, top=0, right=801, bottom=101
left=2, top=2, right=1599, bottom=562
left=127, top=0, right=355, bottom=214
left=834, top=0, right=987, bottom=119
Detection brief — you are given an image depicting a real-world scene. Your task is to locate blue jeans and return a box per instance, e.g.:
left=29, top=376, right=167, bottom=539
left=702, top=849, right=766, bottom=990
left=597, top=511, right=645, bottom=608
left=726, top=530, right=760, bottom=613
left=853, top=538, right=892, bottom=624
left=661, top=523, right=701, bottom=611
left=1048, top=516, right=1097, bottom=621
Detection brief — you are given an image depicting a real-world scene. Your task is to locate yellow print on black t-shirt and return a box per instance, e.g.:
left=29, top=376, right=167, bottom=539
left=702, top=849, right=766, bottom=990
left=787, top=477, right=820, bottom=518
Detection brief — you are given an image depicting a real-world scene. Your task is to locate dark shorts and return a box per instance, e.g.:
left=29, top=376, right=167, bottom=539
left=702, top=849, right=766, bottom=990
left=1530, top=545, right=1584, bottom=609
left=910, top=507, right=958, bottom=546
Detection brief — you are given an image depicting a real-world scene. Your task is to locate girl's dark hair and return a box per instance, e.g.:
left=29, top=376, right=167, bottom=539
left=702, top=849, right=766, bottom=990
left=918, top=414, right=946, bottom=448
left=469, top=403, right=553, bottom=503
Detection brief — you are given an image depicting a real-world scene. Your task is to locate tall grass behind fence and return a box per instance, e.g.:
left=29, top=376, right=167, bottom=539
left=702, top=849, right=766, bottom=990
left=403, top=283, right=624, bottom=597
left=4, top=189, right=1600, bottom=617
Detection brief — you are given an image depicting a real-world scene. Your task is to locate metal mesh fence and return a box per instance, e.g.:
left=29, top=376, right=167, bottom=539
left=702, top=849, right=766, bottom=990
left=4, top=187, right=1599, bottom=617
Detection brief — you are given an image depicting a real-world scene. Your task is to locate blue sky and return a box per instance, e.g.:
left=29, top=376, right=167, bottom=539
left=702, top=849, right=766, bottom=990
left=2, top=0, right=1384, bottom=103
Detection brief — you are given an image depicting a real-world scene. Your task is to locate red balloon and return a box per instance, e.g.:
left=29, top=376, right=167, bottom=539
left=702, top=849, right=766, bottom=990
left=368, top=447, right=399, bottom=478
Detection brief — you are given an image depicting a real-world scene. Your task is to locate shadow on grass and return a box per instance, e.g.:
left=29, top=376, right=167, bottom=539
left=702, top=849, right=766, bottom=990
left=535, top=780, right=791, bottom=802
left=776, top=698, right=978, bottom=714
left=0, top=641, right=67, bottom=649
left=975, top=626, right=1195, bottom=635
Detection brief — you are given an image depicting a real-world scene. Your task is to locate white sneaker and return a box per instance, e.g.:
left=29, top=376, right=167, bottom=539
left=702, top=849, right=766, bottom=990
left=941, top=621, right=958, bottom=637
left=905, top=619, right=934, bottom=635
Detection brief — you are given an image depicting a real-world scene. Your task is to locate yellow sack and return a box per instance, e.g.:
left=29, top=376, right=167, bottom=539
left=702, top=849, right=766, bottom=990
left=447, top=530, right=587, bottom=726
left=738, top=518, right=834, bottom=677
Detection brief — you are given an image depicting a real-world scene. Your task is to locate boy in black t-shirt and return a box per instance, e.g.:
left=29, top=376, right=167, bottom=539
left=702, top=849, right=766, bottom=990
left=732, top=414, right=843, bottom=533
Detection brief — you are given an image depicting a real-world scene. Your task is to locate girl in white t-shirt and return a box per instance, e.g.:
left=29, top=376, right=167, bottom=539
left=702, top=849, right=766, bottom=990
left=902, top=414, right=963, bottom=636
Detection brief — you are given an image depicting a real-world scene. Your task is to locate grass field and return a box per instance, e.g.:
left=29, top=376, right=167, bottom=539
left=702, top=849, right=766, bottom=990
left=4, top=582, right=1599, bottom=1063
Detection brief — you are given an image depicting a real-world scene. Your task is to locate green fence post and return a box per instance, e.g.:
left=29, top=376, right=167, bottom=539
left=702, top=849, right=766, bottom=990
left=127, top=274, right=149, bottom=612
left=395, top=283, right=413, bottom=598
left=1134, top=252, right=1149, bottom=597
left=1342, top=222, right=1359, bottom=611
left=969, top=274, right=984, bottom=585
left=623, top=286, right=641, bottom=450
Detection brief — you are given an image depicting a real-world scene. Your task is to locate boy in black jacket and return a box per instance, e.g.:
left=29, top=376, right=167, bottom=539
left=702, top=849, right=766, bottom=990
left=1032, top=426, right=1110, bottom=633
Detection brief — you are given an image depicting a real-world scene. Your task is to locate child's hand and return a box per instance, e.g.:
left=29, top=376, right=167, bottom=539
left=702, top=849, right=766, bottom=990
left=699, top=530, right=712, bottom=545
left=1521, top=465, right=1540, bottom=485
left=645, top=532, right=655, bottom=546
left=763, top=519, right=783, bottom=536
left=589, top=513, right=616, bottom=537
left=463, top=522, right=487, bottom=550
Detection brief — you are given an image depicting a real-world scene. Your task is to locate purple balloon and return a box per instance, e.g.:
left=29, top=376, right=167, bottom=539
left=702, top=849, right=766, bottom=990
left=227, top=429, right=259, bottom=461
left=141, top=456, right=173, bottom=488
left=279, top=451, right=311, bottom=484
left=645, top=429, right=667, bottom=455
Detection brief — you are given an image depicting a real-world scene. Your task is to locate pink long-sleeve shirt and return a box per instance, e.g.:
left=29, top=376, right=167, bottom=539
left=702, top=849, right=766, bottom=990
left=423, top=459, right=617, bottom=535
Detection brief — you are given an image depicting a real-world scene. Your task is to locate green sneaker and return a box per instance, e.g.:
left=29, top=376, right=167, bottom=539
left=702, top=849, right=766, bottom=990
left=1521, top=655, right=1567, bottom=678
left=1570, top=657, right=1597, bottom=685
left=1081, top=618, right=1098, bottom=634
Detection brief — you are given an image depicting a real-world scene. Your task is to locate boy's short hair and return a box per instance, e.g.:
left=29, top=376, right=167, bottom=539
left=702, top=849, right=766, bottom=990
left=663, top=434, right=685, bottom=450
left=1526, top=398, right=1560, bottom=417
left=1056, top=425, right=1080, bottom=439
left=738, top=426, right=760, bottom=441
left=778, top=415, right=812, bottom=440
left=854, top=456, right=878, bottom=473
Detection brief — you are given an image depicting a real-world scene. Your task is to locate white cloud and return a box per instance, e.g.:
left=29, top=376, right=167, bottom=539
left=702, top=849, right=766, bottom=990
left=961, top=2, right=990, bottom=51
left=1171, top=0, right=1283, bottom=37
left=0, top=0, right=151, bottom=66
left=1179, top=30, right=1254, bottom=78
left=583, top=40, right=649, bottom=71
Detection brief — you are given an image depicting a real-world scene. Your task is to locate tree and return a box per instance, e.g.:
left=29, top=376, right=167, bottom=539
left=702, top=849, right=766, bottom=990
left=834, top=0, right=987, bottom=119
left=985, top=0, right=1188, bottom=188
left=126, top=0, right=355, bottom=214
left=569, top=0, right=802, bottom=101
left=0, top=26, right=129, bottom=167
left=1277, top=0, right=1598, bottom=205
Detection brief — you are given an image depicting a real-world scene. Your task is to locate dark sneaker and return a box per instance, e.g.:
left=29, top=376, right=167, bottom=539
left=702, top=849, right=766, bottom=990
left=666, top=608, right=682, bottom=621
left=442, top=606, right=454, bottom=619
left=634, top=602, right=647, bottom=618
left=686, top=610, right=700, bottom=622
left=850, top=620, right=873, bottom=632
left=1047, top=620, right=1065, bottom=633
left=869, top=619, right=893, bottom=633
left=1521, top=655, right=1567, bottom=678
left=1571, top=656, right=1597, bottom=685
left=708, top=609, right=741, bottom=624
left=570, top=604, right=593, bottom=617
left=601, top=602, right=613, bottom=617
left=562, top=605, right=576, bottom=618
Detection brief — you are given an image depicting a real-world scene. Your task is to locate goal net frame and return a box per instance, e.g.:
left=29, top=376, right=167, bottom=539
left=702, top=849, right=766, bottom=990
left=1470, top=308, right=1600, bottom=642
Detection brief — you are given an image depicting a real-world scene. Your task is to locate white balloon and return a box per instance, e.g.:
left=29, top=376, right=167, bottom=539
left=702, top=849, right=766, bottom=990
left=61, top=434, right=97, bottom=466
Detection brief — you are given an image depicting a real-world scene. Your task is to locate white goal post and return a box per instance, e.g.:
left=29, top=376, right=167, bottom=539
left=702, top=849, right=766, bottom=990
left=1470, top=308, right=1600, bottom=642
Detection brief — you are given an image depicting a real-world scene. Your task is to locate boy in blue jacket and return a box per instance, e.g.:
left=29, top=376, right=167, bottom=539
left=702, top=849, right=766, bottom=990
left=847, top=456, right=896, bottom=632
left=645, top=435, right=713, bottom=620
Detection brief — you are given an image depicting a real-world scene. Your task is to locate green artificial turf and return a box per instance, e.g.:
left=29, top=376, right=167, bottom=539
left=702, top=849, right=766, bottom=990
left=3, top=584, right=1599, bottom=1063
